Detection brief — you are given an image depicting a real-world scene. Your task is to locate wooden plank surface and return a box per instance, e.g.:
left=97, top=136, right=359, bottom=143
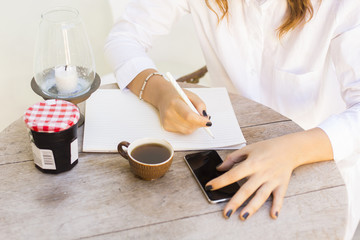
left=0, top=84, right=347, bottom=240
left=84, top=187, right=347, bottom=240
left=0, top=147, right=346, bottom=239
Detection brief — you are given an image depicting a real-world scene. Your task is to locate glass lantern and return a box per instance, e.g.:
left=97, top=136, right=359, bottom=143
left=34, top=7, right=95, bottom=99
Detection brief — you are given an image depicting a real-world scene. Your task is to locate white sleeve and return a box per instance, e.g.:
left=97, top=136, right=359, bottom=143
left=105, top=0, right=190, bottom=90
left=318, top=2, right=360, bottom=164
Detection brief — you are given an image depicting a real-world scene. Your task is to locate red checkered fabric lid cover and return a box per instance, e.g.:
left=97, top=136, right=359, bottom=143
left=24, top=99, right=80, bottom=133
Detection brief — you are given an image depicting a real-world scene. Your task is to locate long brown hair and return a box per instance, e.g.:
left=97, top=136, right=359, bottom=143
left=205, top=0, right=314, bottom=38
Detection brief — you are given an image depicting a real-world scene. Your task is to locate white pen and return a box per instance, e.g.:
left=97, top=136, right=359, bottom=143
left=165, top=72, right=215, bottom=138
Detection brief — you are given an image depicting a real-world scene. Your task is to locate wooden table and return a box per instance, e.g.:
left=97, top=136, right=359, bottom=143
left=0, top=84, right=347, bottom=239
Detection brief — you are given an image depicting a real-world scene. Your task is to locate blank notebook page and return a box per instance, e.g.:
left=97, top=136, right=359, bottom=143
left=83, top=88, right=246, bottom=152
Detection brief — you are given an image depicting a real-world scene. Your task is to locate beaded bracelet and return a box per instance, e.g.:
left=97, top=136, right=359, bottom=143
left=139, top=72, right=163, bottom=100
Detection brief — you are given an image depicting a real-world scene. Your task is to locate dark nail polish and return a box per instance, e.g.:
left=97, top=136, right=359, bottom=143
left=205, top=185, right=213, bottom=191
left=242, top=212, right=249, bottom=220
left=209, top=116, right=211, bottom=120
left=275, top=211, right=279, bottom=218
left=202, top=110, right=208, bottom=117
left=226, top=209, right=233, bottom=218
left=206, top=122, right=212, bottom=127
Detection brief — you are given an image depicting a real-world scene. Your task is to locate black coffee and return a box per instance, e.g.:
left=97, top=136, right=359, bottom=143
left=131, top=143, right=171, bottom=164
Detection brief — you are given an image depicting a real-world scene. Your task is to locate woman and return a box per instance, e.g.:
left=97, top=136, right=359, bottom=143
left=105, top=0, right=360, bottom=239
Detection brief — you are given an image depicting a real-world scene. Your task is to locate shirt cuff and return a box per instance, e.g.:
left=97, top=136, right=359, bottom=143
left=115, top=56, right=157, bottom=90
left=317, top=115, right=354, bottom=163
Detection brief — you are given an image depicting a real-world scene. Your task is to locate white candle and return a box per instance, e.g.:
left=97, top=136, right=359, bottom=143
left=55, top=66, right=78, bottom=94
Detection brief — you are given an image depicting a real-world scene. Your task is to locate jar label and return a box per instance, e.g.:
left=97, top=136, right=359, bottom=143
left=31, top=142, right=56, bottom=170
left=70, top=138, right=78, bottom=164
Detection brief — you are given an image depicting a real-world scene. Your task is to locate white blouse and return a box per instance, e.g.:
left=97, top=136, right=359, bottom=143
left=105, top=0, right=360, bottom=238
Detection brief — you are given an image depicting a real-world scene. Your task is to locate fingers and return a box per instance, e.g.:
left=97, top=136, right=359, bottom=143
left=203, top=138, right=294, bottom=222
left=161, top=91, right=211, bottom=134
left=206, top=148, right=250, bottom=190
left=221, top=175, right=265, bottom=219
left=222, top=181, right=286, bottom=221
left=205, top=148, right=289, bottom=221
left=270, top=184, right=287, bottom=219
left=165, top=108, right=208, bottom=135
left=236, top=182, right=274, bottom=221
left=162, top=117, right=198, bottom=135
left=184, top=89, right=208, bottom=118
left=217, top=149, right=248, bottom=171
left=175, top=99, right=211, bottom=128
left=206, top=160, right=250, bottom=192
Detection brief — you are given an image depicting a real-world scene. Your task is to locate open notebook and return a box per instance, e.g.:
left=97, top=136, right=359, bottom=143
left=83, top=88, right=246, bottom=152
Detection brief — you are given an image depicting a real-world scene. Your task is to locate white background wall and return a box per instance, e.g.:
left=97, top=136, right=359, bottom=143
left=107, top=0, right=207, bottom=79
left=0, top=0, right=206, bottom=132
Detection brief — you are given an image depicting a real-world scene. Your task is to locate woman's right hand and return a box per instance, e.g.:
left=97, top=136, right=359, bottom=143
left=128, top=69, right=211, bottom=135
left=157, top=88, right=212, bottom=134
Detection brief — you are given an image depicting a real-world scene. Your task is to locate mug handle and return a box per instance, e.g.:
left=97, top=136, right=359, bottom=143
left=118, top=141, right=131, bottom=160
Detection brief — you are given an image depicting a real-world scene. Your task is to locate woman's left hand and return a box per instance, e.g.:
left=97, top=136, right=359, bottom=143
left=205, top=128, right=333, bottom=220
